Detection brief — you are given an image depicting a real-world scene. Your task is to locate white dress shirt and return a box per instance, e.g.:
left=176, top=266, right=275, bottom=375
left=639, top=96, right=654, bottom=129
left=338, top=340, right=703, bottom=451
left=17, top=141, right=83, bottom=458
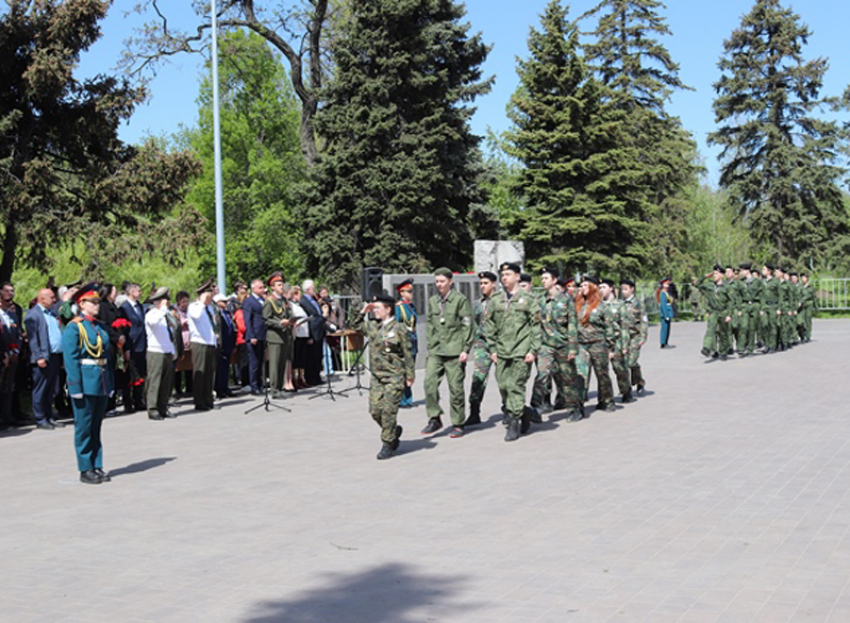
left=188, top=301, right=217, bottom=346
left=145, top=307, right=176, bottom=355
left=291, top=301, right=309, bottom=338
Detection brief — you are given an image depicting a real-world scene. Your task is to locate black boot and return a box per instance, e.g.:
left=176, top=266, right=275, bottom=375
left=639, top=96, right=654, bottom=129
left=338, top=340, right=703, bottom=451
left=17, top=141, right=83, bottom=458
left=528, top=405, right=543, bottom=424
left=420, top=417, right=442, bottom=435
left=520, top=406, right=533, bottom=433
left=700, top=347, right=711, bottom=357
left=464, top=404, right=482, bottom=427
left=392, top=425, right=403, bottom=451
left=504, top=417, right=520, bottom=442
left=376, top=442, right=394, bottom=460
left=622, top=391, right=634, bottom=404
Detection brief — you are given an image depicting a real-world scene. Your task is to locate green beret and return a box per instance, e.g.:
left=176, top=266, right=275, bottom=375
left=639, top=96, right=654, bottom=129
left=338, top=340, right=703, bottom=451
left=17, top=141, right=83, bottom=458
left=434, top=267, right=453, bottom=279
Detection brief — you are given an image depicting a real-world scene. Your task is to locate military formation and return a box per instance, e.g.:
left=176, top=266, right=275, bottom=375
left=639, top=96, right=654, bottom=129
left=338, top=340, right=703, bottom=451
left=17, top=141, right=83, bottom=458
left=694, top=263, right=816, bottom=360
left=363, top=264, right=649, bottom=459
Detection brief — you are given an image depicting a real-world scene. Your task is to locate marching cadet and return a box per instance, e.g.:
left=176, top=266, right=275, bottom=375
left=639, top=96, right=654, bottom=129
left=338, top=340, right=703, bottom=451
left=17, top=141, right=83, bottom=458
left=600, top=278, right=631, bottom=402
left=486, top=262, right=541, bottom=441
left=394, top=279, right=418, bottom=408
left=800, top=273, right=816, bottom=342
left=789, top=271, right=802, bottom=346
left=620, top=278, right=648, bottom=393
left=738, top=263, right=762, bottom=356
left=574, top=276, right=615, bottom=415
left=62, top=284, right=114, bottom=485
left=760, top=264, right=781, bottom=353
left=351, top=294, right=414, bottom=460
left=695, top=266, right=732, bottom=360
left=465, top=271, right=498, bottom=427
left=726, top=266, right=745, bottom=355
left=530, top=268, right=579, bottom=421
left=263, top=273, right=293, bottom=399
left=422, top=268, right=474, bottom=438
left=777, top=267, right=793, bottom=350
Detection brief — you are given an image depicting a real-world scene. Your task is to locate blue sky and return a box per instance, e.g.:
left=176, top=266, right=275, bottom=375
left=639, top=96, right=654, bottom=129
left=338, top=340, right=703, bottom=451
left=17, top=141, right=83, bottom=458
left=79, top=1, right=850, bottom=186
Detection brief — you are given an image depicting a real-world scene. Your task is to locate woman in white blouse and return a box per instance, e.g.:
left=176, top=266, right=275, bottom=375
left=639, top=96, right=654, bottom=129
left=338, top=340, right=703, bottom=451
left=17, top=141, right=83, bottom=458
left=289, top=286, right=310, bottom=389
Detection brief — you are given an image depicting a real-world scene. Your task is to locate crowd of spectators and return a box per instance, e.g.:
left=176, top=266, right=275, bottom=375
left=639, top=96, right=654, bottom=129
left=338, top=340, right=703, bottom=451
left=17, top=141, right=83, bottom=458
left=0, top=277, right=347, bottom=431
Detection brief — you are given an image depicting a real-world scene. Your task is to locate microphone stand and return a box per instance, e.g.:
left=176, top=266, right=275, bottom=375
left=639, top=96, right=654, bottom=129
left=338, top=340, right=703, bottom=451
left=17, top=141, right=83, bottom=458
left=339, top=338, right=370, bottom=396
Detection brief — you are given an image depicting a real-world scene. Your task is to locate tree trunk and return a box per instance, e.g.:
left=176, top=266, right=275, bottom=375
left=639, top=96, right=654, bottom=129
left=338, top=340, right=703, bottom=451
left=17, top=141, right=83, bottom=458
left=0, top=221, right=18, bottom=283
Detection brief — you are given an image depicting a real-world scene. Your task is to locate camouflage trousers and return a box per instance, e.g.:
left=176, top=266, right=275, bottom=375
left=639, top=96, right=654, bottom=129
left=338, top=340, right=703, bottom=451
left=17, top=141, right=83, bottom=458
left=531, top=345, right=582, bottom=410
left=576, top=340, right=614, bottom=408
left=369, top=375, right=404, bottom=444
left=626, top=335, right=644, bottom=387
left=802, top=307, right=813, bottom=340
left=468, top=340, right=492, bottom=408
left=610, top=351, right=631, bottom=396
left=703, top=313, right=730, bottom=354
left=495, top=357, right=532, bottom=420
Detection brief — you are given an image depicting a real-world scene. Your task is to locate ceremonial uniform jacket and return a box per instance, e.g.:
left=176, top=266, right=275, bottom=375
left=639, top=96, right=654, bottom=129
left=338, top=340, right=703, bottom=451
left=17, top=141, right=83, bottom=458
left=351, top=311, right=414, bottom=384
left=62, top=316, right=113, bottom=397
left=426, top=289, right=474, bottom=357
left=486, top=288, right=541, bottom=358
left=262, top=296, right=293, bottom=345
left=394, top=300, right=418, bottom=356
left=540, top=292, right=579, bottom=357
left=622, top=295, right=649, bottom=341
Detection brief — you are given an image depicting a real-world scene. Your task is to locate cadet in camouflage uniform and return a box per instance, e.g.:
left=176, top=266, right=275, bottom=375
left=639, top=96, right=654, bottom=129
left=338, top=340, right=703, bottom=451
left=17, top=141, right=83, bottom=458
left=422, top=267, right=474, bottom=438
left=778, top=267, right=793, bottom=350
left=737, top=263, right=762, bottom=356
left=486, top=262, right=541, bottom=441
left=530, top=268, right=579, bottom=421
left=574, top=275, right=615, bottom=416
left=695, top=266, right=732, bottom=359
left=620, top=278, right=648, bottom=392
left=788, top=271, right=801, bottom=346
left=725, top=266, right=745, bottom=355
left=465, top=271, right=498, bottom=427
left=351, top=294, right=415, bottom=460
left=800, top=273, right=816, bottom=342
left=760, top=264, right=781, bottom=353
left=599, top=278, right=631, bottom=402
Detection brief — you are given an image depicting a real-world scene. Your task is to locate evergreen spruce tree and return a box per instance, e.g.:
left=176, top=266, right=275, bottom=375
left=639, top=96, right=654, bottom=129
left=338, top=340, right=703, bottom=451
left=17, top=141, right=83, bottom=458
left=708, top=0, right=849, bottom=267
left=304, top=0, right=492, bottom=288
left=506, top=0, right=651, bottom=275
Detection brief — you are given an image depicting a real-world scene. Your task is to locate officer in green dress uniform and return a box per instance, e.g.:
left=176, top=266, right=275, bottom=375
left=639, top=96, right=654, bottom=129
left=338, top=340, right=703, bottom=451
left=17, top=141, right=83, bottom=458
left=263, top=273, right=293, bottom=398
left=465, top=271, right=498, bottom=427
left=62, top=284, right=114, bottom=485
left=486, top=262, right=541, bottom=441
left=351, top=294, right=415, bottom=460
left=422, top=267, right=474, bottom=438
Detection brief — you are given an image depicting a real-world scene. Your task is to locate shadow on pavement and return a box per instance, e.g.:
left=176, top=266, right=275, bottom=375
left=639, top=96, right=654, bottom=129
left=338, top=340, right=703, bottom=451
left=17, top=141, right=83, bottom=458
left=109, top=457, right=176, bottom=478
left=241, top=562, right=478, bottom=623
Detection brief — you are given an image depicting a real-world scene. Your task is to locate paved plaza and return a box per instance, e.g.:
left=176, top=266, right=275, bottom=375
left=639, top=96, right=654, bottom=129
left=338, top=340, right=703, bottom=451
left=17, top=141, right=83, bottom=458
left=3, top=319, right=850, bottom=622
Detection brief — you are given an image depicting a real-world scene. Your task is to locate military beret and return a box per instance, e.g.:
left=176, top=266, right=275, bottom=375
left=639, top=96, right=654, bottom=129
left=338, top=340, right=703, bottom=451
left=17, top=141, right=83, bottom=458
left=373, top=293, right=396, bottom=307
left=789, top=270, right=798, bottom=277
left=500, top=262, right=521, bottom=274
left=395, top=278, right=414, bottom=292
left=581, top=274, right=599, bottom=285
left=556, top=278, right=569, bottom=288
left=764, top=262, right=775, bottom=270
left=601, top=277, right=616, bottom=288
left=726, top=265, right=734, bottom=271
left=434, top=267, right=453, bottom=279
left=520, top=273, right=532, bottom=283
left=713, top=264, right=724, bottom=273
left=540, top=267, right=559, bottom=279
left=145, top=286, right=171, bottom=304
left=739, top=262, right=752, bottom=271
left=74, top=282, right=101, bottom=305
left=197, top=277, right=215, bottom=294
left=620, top=278, right=636, bottom=288
left=478, top=271, right=498, bottom=282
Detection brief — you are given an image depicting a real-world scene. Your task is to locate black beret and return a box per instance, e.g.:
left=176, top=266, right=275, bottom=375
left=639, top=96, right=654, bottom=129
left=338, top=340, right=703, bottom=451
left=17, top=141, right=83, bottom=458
left=500, top=262, right=521, bottom=274
left=764, top=262, right=775, bottom=270
left=519, top=273, right=532, bottom=283
left=789, top=271, right=798, bottom=277
left=434, top=267, right=453, bottom=278
left=581, top=274, right=599, bottom=285
left=557, top=278, right=569, bottom=288
left=373, top=293, right=395, bottom=306
left=478, top=271, right=498, bottom=282
left=620, top=278, right=636, bottom=288
left=601, top=277, right=616, bottom=288
left=713, top=264, right=724, bottom=273
left=540, top=267, right=559, bottom=279
left=739, top=262, right=752, bottom=270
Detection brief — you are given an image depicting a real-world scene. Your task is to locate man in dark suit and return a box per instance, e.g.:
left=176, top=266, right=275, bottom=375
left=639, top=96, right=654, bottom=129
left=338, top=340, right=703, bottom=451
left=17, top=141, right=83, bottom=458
left=242, top=279, right=267, bottom=395
left=214, top=293, right=237, bottom=398
left=24, top=289, right=66, bottom=429
left=300, top=280, right=326, bottom=386
left=119, top=282, right=147, bottom=413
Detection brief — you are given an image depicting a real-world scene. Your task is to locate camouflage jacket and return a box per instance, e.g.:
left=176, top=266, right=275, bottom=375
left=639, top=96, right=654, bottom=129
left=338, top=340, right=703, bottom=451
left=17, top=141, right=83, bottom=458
left=743, top=278, right=764, bottom=306
left=486, top=288, right=541, bottom=358
left=621, top=295, right=649, bottom=341
left=600, top=298, right=626, bottom=353
left=351, top=311, right=414, bottom=383
left=576, top=302, right=614, bottom=346
left=762, top=278, right=781, bottom=307
left=539, top=292, right=579, bottom=356
left=471, top=295, right=494, bottom=344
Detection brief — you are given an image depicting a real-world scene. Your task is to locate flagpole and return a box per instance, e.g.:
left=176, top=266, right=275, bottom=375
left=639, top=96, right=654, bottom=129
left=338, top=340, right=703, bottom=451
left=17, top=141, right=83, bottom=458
left=211, top=0, right=226, bottom=294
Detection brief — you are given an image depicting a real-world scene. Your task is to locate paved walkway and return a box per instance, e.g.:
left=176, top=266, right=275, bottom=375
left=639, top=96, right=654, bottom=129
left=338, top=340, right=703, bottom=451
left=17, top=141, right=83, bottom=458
left=2, top=320, right=850, bottom=622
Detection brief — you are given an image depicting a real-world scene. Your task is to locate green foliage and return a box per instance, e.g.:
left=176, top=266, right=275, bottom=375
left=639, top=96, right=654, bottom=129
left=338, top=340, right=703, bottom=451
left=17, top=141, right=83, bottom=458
left=305, top=0, right=493, bottom=289
left=709, top=0, right=850, bottom=269
left=184, top=30, right=306, bottom=286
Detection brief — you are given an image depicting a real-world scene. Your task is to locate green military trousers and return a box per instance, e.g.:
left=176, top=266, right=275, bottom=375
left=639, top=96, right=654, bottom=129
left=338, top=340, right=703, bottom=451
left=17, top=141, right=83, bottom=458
left=495, top=357, right=531, bottom=420
left=146, top=352, right=175, bottom=417
left=424, top=355, right=466, bottom=426
left=703, top=312, right=730, bottom=354
left=192, top=343, right=217, bottom=410
left=268, top=341, right=287, bottom=392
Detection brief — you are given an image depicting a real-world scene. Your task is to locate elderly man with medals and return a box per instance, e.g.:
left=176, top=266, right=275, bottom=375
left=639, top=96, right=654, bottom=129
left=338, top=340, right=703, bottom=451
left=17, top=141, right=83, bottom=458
left=62, top=284, right=114, bottom=485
